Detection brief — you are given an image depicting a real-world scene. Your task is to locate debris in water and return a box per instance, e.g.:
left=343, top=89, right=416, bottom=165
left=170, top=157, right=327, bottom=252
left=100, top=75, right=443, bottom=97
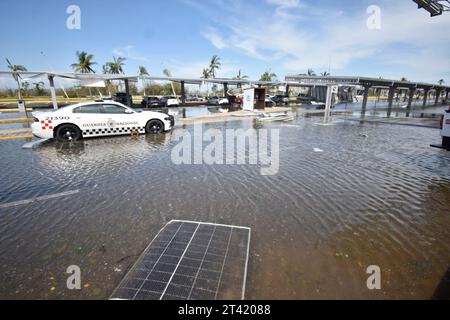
left=313, top=148, right=324, bottom=153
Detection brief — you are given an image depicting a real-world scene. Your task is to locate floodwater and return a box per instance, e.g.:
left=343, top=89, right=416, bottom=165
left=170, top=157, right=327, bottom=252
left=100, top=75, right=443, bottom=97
left=0, top=112, right=449, bottom=299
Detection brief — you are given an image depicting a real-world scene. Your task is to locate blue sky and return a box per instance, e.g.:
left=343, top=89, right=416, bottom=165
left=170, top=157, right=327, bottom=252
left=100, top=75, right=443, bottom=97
left=1, top=0, right=450, bottom=88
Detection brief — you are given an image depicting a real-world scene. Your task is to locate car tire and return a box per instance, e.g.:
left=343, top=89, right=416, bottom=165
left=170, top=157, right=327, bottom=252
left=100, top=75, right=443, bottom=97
left=55, top=124, right=82, bottom=142
left=146, top=119, right=164, bottom=134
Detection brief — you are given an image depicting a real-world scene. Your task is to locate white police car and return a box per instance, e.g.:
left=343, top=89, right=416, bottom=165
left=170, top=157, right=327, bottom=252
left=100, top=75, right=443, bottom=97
left=31, top=101, right=174, bottom=142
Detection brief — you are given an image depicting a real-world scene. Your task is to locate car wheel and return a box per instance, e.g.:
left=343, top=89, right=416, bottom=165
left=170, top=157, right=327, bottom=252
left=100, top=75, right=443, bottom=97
left=146, top=119, right=164, bottom=134
left=55, top=124, right=82, bottom=142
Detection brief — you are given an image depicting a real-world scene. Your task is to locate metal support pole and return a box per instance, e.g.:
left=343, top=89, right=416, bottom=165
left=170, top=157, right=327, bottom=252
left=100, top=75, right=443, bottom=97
left=223, top=82, right=228, bottom=98
left=406, top=88, right=415, bottom=118
left=435, top=89, right=441, bottom=105
left=386, top=86, right=395, bottom=118
left=323, top=85, right=333, bottom=123
left=181, top=81, right=186, bottom=105
left=445, top=90, right=449, bottom=104
left=422, top=89, right=429, bottom=108
left=285, top=84, right=290, bottom=97
left=48, top=75, right=58, bottom=110
left=124, top=79, right=131, bottom=107
left=361, top=85, right=370, bottom=118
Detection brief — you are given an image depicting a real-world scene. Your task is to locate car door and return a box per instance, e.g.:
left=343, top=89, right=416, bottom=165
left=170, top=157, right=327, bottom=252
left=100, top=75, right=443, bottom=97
left=100, top=104, right=143, bottom=135
left=72, top=104, right=106, bottom=137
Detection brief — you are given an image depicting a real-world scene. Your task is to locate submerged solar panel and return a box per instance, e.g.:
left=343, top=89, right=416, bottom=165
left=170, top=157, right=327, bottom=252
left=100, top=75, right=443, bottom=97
left=110, top=220, right=251, bottom=300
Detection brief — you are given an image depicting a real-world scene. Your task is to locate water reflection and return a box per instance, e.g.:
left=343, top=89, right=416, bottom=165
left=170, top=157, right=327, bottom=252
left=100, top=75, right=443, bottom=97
left=0, top=116, right=449, bottom=299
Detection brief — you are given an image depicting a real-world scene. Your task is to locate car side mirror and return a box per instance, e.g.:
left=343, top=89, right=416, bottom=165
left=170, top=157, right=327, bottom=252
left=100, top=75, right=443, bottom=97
left=124, top=109, right=134, bottom=114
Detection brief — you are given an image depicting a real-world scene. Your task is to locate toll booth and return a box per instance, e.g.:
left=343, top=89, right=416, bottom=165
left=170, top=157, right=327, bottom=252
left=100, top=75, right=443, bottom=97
left=243, top=87, right=266, bottom=111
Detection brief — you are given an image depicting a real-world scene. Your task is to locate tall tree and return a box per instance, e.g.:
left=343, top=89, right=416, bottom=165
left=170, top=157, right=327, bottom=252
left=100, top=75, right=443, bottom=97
left=6, top=58, right=27, bottom=100
left=307, top=69, right=316, bottom=76
left=163, top=69, right=176, bottom=96
left=438, top=79, right=445, bottom=85
left=233, top=69, right=248, bottom=89
left=201, top=68, right=210, bottom=79
left=139, top=66, right=149, bottom=96
left=259, top=70, right=277, bottom=82
left=201, top=68, right=211, bottom=96
left=70, top=51, right=96, bottom=73
left=33, top=81, right=45, bottom=96
left=209, top=55, right=221, bottom=78
left=320, top=71, right=330, bottom=76
left=106, top=56, right=126, bottom=74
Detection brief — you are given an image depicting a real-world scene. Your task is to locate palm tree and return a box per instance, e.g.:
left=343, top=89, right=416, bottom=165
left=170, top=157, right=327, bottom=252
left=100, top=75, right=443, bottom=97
left=163, top=69, right=176, bottom=96
left=233, top=69, right=248, bottom=89
left=320, top=71, right=330, bottom=76
left=233, top=69, right=248, bottom=80
left=33, top=81, right=45, bottom=96
left=106, top=56, right=126, bottom=74
left=139, top=66, right=149, bottom=96
left=438, top=79, right=445, bottom=85
left=259, top=70, right=277, bottom=82
left=101, top=64, right=113, bottom=96
left=307, top=69, right=316, bottom=76
left=70, top=51, right=96, bottom=73
left=201, top=68, right=211, bottom=96
left=400, top=77, right=408, bottom=82
left=6, top=58, right=27, bottom=100
left=209, top=55, right=221, bottom=78
left=201, top=68, right=210, bottom=79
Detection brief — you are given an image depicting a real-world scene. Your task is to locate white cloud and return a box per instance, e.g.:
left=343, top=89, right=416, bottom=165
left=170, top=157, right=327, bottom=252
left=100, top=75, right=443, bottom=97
left=112, top=45, right=149, bottom=62
left=202, top=28, right=228, bottom=50
left=188, top=0, right=450, bottom=82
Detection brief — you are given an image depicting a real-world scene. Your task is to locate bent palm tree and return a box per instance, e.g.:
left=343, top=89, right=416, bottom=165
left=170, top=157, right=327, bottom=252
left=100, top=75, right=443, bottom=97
left=163, top=69, right=176, bottom=96
left=307, top=69, right=316, bottom=76
left=201, top=68, right=211, bottom=96
left=70, top=51, right=96, bottom=73
left=209, top=55, right=221, bottom=78
left=139, top=66, right=149, bottom=96
left=321, top=71, right=330, bottom=76
left=6, top=58, right=27, bottom=100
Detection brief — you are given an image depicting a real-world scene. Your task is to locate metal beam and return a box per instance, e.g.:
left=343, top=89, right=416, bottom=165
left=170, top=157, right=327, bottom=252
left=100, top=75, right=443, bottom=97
left=124, top=79, right=131, bottom=107
left=406, top=88, right=415, bottom=117
left=361, top=85, right=370, bottom=117
left=48, top=75, right=58, bottom=110
left=422, top=89, right=429, bottom=108
left=181, top=81, right=186, bottom=105
left=386, top=86, right=396, bottom=118
left=435, top=89, right=442, bottom=105
left=223, top=82, right=228, bottom=98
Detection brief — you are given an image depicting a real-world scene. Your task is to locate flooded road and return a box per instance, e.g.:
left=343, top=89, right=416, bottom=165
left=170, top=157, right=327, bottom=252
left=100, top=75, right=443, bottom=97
left=0, top=113, right=449, bottom=299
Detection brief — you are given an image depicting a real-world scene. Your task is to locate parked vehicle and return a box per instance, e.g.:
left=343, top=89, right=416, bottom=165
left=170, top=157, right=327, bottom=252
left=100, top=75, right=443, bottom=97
left=112, top=92, right=133, bottom=106
left=31, top=101, right=174, bottom=142
left=208, top=96, right=229, bottom=105
left=265, top=95, right=277, bottom=108
left=297, top=93, right=316, bottom=103
left=185, top=95, right=203, bottom=102
left=270, top=95, right=290, bottom=105
left=160, top=96, right=180, bottom=107
left=141, top=96, right=164, bottom=108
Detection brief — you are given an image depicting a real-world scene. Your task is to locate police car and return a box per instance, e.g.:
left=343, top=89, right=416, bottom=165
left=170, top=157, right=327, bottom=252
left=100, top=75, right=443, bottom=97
left=31, top=101, right=174, bottom=142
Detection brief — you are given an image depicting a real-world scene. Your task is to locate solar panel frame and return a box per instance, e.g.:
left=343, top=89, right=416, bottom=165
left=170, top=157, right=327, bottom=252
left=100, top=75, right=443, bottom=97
left=110, top=220, right=251, bottom=300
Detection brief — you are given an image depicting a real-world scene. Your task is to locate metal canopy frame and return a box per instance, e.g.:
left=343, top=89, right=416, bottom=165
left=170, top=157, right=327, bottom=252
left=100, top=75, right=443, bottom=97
left=1, top=71, right=448, bottom=110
